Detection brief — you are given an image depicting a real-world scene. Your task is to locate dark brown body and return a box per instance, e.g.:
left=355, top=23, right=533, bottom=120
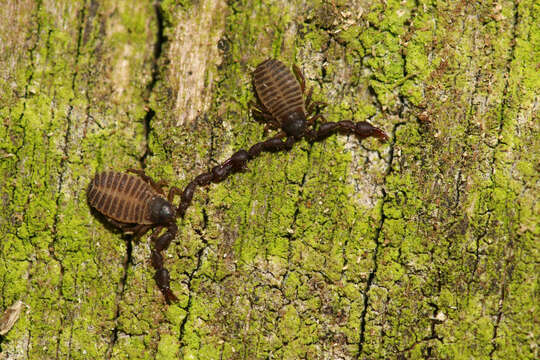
left=88, top=170, right=179, bottom=304
left=253, top=59, right=307, bottom=137
left=87, top=172, right=160, bottom=225
left=88, top=61, right=389, bottom=305
left=175, top=59, right=389, bottom=218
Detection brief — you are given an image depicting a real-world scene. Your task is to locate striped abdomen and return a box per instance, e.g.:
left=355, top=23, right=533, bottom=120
left=87, top=172, right=159, bottom=225
left=253, top=59, right=306, bottom=123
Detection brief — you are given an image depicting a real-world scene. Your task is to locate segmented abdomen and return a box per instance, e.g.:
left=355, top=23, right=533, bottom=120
left=253, top=59, right=305, bottom=123
left=87, top=172, right=157, bottom=224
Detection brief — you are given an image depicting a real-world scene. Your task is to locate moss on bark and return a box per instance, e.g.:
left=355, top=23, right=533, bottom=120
left=0, top=0, right=538, bottom=359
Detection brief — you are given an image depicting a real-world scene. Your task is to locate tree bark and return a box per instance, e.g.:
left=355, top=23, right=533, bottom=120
left=0, top=0, right=537, bottom=358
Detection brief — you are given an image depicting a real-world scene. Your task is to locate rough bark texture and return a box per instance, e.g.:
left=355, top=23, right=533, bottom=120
left=0, top=0, right=538, bottom=359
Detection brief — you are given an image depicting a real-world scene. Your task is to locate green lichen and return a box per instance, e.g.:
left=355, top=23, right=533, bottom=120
left=0, top=0, right=537, bottom=358
left=156, top=334, right=180, bottom=359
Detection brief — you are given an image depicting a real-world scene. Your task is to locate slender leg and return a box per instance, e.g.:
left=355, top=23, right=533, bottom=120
left=109, top=219, right=138, bottom=233
left=293, top=65, right=327, bottom=115
left=176, top=135, right=296, bottom=217
left=252, top=108, right=275, bottom=121
left=292, top=64, right=306, bottom=94
left=306, top=113, right=326, bottom=128
left=154, top=181, right=168, bottom=194
left=109, top=220, right=151, bottom=238
left=306, top=120, right=388, bottom=143
left=250, top=101, right=281, bottom=130
left=306, top=100, right=327, bottom=116
left=131, top=224, right=152, bottom=239
left=304, top=87, right=313, bottom=110
left=167, top=186, right=182, bottom=203
left=249, top=100, right=268, bottom=115
left=126, top=168, right=151, bottom=182
left=252, top=108, right=280, bottom=135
